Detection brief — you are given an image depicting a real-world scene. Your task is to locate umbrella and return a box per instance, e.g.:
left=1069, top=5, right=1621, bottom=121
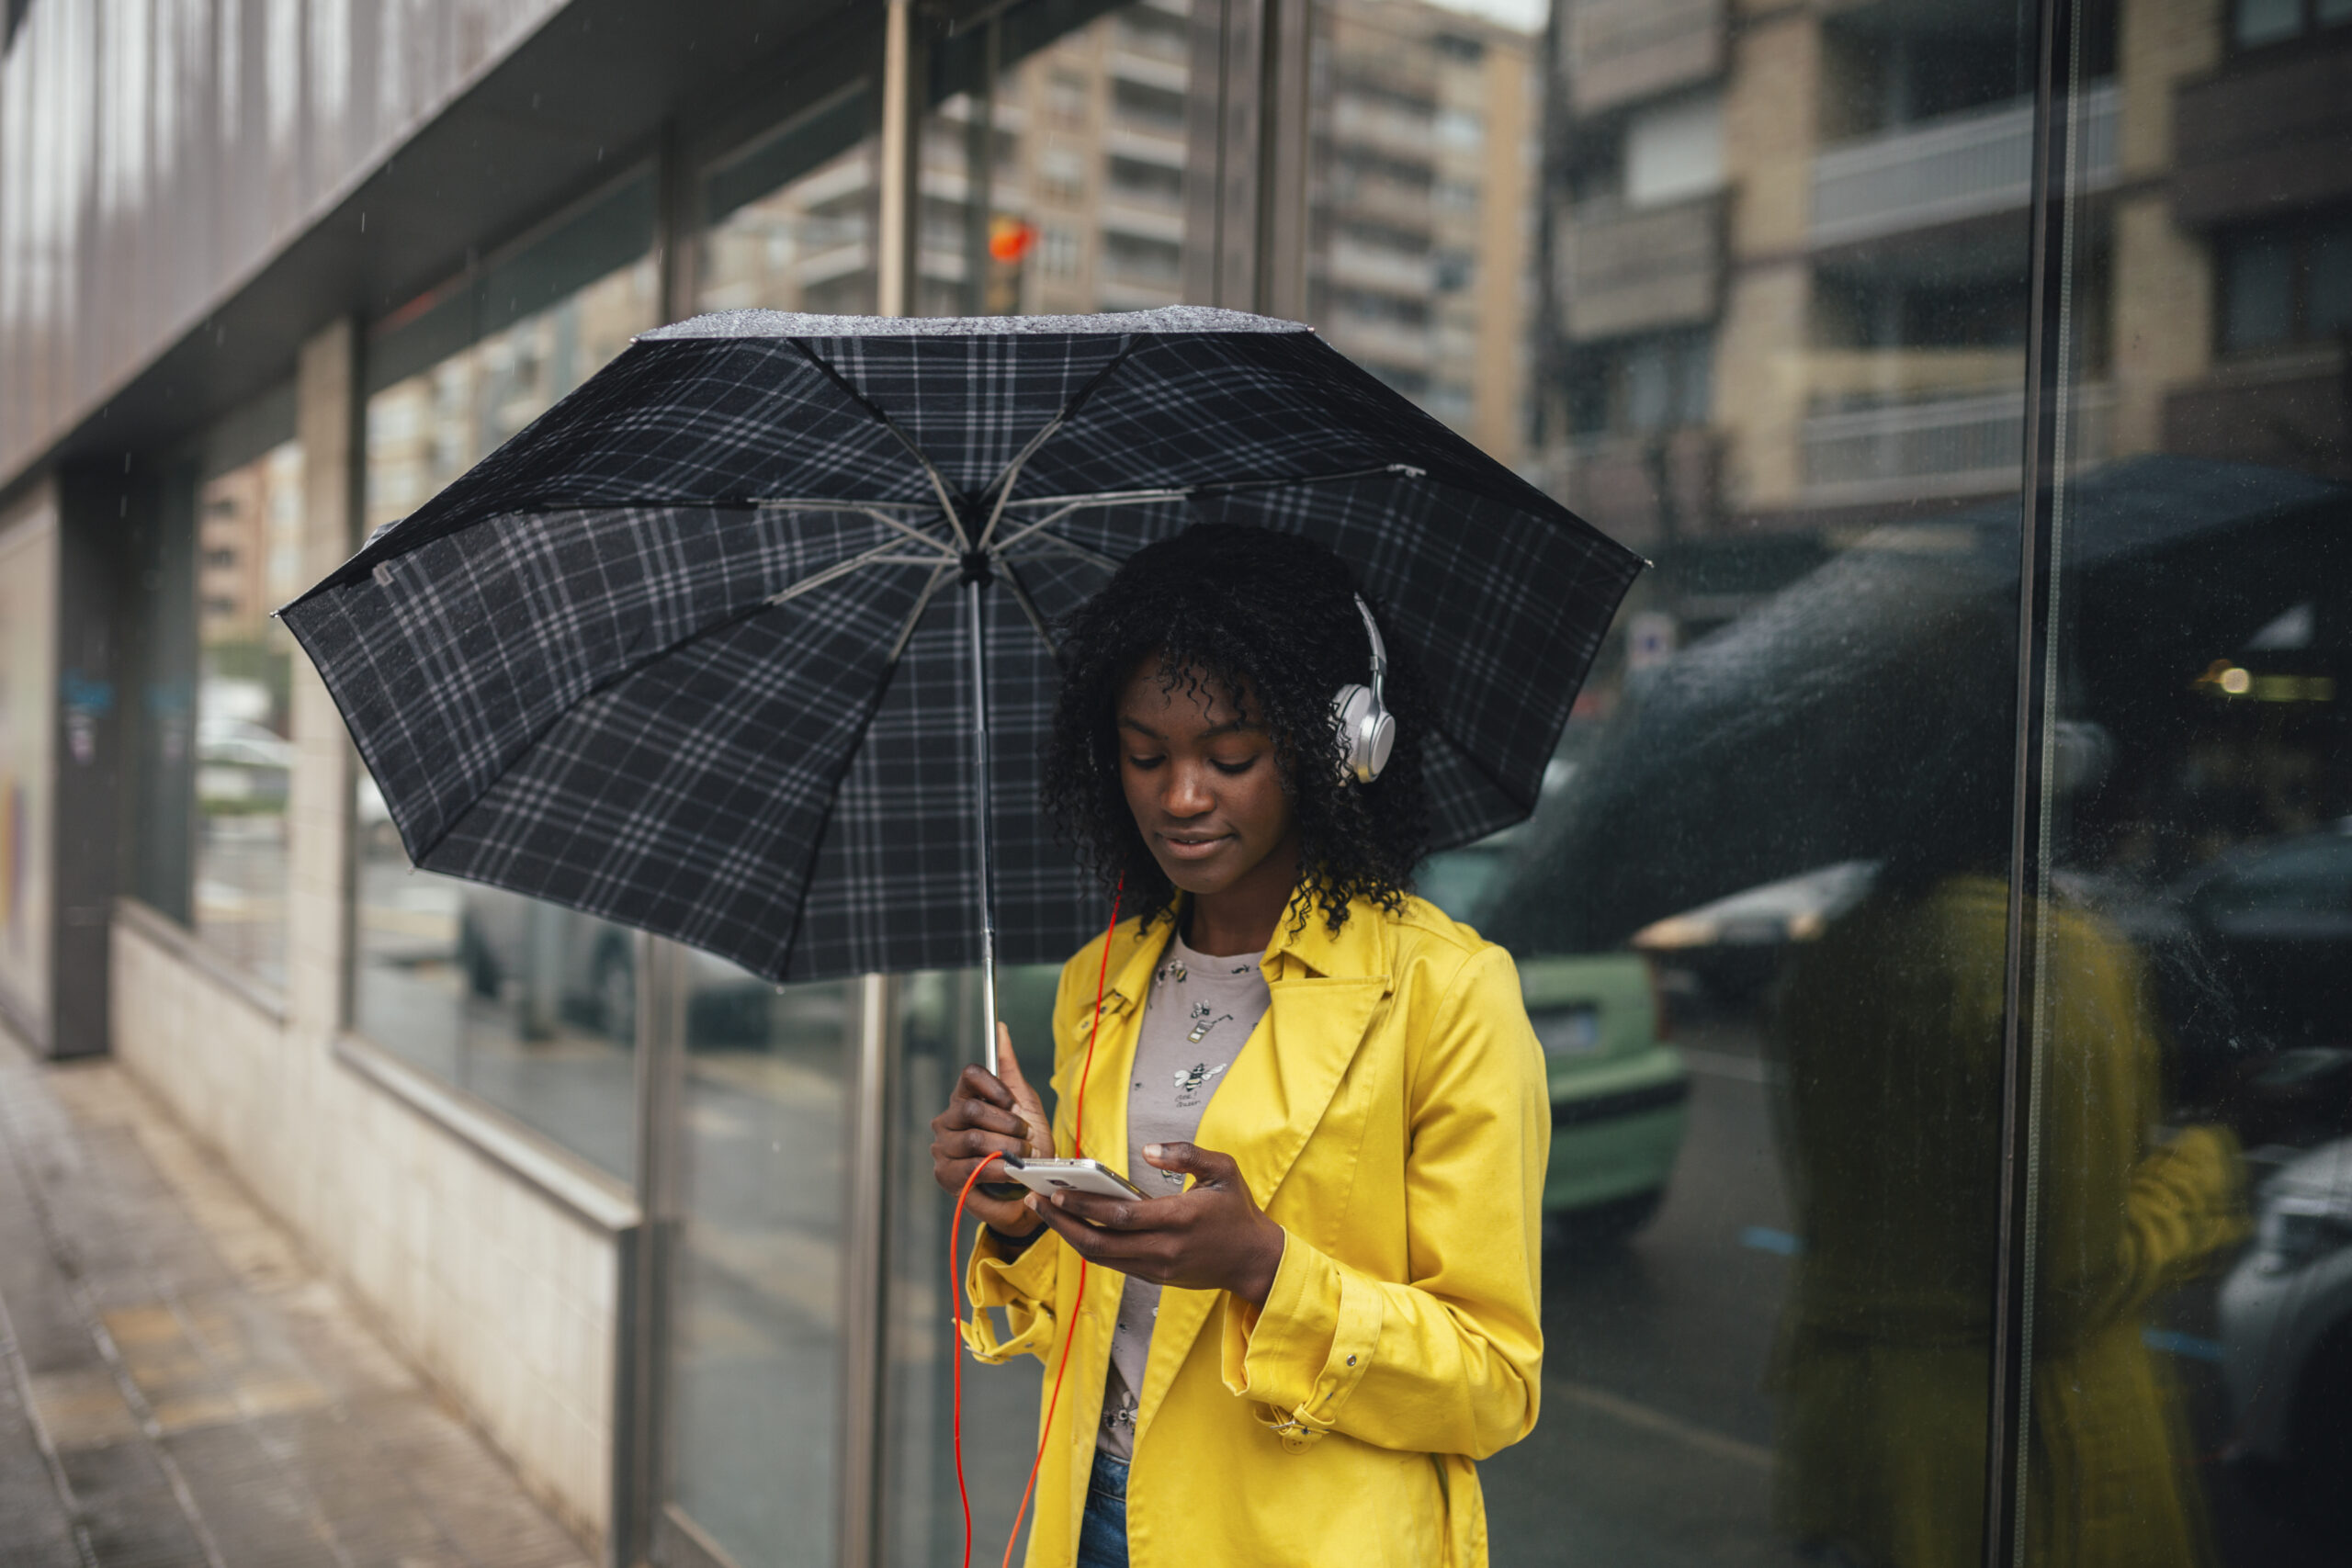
left=282, top=307, right=1641, bottom=1042
left=1484, top=455, right=2349, bottom=955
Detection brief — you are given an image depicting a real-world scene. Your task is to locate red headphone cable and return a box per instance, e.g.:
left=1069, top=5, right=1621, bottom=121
left=953, top=880, right=1123, bottom=1568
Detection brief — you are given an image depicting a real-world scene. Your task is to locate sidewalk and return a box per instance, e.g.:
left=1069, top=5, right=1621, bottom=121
left=0, top=1028, right=595, bottom=1568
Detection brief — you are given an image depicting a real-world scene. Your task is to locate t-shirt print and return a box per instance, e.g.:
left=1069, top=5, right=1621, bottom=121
left=1096, top=930, right=1272, bottom=1459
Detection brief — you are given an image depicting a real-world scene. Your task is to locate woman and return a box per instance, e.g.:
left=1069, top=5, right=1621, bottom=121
left=931, top=525, right=1547, bottom=1568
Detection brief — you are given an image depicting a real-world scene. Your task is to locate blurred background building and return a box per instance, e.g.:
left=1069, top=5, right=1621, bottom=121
left=1, top=0, right=2347, bottom=1565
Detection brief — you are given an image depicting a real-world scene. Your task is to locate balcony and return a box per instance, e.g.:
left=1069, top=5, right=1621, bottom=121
left=1810, top=84, right=2117, bottom=249
left=1800, top=385, right=2111, bottom=505
left=1557, top=193, right=1721, bottom=343
left=1564, top=0, right=1723, bottom=117
left=1328, top=238, right=1434, bottom=298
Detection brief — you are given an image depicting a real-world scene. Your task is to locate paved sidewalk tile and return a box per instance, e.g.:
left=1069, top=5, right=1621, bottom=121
left=0, top=1031, right=596, bottom=1568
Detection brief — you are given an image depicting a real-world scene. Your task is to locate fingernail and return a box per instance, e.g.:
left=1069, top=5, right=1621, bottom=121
left=1144, top=1144, right=1162, bottom=1159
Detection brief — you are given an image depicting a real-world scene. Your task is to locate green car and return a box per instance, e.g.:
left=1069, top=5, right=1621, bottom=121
left=1518, top=951, right=1689, bottom=1239
left=1421, top=819, right=1690, bottom=1242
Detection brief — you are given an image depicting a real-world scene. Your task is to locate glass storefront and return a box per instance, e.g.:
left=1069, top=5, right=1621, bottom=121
left=351, top=171, right=660, bottom=1179
left=193, top=431, right=303, bottom=988
left=2017, top=6, right=2352, bottom=1561
left=291, top=2, right=2349, bottom=1562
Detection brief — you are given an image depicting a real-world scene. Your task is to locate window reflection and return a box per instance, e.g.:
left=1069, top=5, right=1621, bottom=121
left=665, top=971, right=854, bottom=1568
left=193, top=435, right=302, bottom=988
left=351, top=175, right=657, bottom=1180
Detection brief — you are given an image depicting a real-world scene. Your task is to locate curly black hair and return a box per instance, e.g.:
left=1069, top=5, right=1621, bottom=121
left=1042, top=523, right=1430, bottom=936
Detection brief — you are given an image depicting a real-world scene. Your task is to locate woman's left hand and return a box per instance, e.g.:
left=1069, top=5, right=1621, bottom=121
left=1023, top=1142, right=1288, bottom=1306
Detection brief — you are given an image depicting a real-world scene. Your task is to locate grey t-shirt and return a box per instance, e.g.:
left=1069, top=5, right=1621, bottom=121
left=1097, top=930, right=1272, bottom=1460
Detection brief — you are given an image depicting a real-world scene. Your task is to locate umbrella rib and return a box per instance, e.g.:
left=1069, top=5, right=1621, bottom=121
left=972, top=336, right=1143, bottom=554
left=785, top=340, right=972, bottom=550
left=1001, top=462, right=1424, bottom=512
left=1001, top=532, right=1122, bottom=573
left=887, top=561, right=955, bottom=667
left=994, top=555, right=1060, bottom=660
left=752, top=500, right=959, bottom=558
left=763, top=536, right=931, bottom=608
left=990, top=496, right=1182, bottom=555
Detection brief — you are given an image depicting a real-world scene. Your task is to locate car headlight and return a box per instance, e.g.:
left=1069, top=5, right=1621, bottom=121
left=2253, top=1195, right=2352, bottom=1276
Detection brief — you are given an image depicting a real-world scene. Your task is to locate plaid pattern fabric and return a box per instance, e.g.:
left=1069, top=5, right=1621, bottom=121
left=284, top=309, right=1642, bottom=984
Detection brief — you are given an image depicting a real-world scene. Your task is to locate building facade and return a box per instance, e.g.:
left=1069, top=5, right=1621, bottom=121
left=2, top=1, right=2348, bottom=1566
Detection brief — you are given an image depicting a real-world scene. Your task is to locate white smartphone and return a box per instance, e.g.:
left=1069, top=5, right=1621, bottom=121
left=995, top=1156, right=1147, bottom=1201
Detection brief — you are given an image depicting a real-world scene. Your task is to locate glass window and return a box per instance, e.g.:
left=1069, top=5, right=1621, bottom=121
left=2233, top=0, right=2304, bottom=46
left=699, top=86, right=876, bottom=315
left=2222, top=230, right=2301, bottom=351
left=193, top=434, right=301, bottom=988
left=653, top=98, right=887, bottom=1568
left=1464, top=0, right=2044, bottom=1557
left=662, top=970, right=854, bottom=1568
left=353, top=171, right=658, bottom=1179
left=2029, top=2, right=2352, bottom=1557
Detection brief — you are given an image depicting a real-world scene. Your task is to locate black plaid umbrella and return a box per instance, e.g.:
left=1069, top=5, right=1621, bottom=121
left=282, top=307, right=1641, bottom=1014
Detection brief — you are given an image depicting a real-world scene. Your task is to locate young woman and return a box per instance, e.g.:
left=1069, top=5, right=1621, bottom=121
left=930, top=525, right=1547, bottom=1568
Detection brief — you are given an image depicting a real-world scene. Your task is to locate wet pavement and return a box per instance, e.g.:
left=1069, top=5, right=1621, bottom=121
left=0, top=1027, right=593, bottom=1568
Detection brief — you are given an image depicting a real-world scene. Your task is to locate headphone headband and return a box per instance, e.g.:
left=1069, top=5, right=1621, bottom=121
left=1332, top=593, right=1396, bottom=784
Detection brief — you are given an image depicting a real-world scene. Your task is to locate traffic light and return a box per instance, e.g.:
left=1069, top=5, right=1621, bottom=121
left=986, top=214, right=1034, bottom=315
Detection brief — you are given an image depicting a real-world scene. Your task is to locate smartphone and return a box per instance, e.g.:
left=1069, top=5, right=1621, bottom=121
left=994, top=1156, right=1147, bottom=1201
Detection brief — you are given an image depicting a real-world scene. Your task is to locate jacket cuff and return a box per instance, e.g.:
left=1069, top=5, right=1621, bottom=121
left=1221, top=1231, right=1383, bottom=1450
left=960, top=1226, right=1061, bottom=1364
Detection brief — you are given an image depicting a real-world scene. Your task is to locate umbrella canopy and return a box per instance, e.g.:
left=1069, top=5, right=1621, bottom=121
left=1484, top=455, right=2349, bottom=955
left=284, top=307, right=1641, bottom=985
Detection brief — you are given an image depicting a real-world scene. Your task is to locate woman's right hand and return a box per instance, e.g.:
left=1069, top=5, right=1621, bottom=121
left=932, top=1024, right=1054, bottom=1236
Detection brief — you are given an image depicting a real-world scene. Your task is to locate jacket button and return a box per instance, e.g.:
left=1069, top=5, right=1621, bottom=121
left=1346, top=1355, right=1356, bottom=1366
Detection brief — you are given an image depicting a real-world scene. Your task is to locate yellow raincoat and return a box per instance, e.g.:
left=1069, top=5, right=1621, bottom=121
left=1770, top=874, right=2246, bottom=1568
left=962, top=893, right=1547, bottom=1567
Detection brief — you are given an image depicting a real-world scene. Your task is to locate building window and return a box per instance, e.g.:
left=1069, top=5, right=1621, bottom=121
left=1624, top=90, right=1724, bottom=209
left=699, top=90, right=876, bottom=317
left=187, top=417, right=302, bottom=991
left=2219, top=214, right=2352, bottom=353
left=2233, top=0, right=2352, bottom=50
left=1568, top=330, right=1714, bottom=436
left=1040, top=221, right=1082, bottom=278
left=354, top=170, right=659, bottom=1180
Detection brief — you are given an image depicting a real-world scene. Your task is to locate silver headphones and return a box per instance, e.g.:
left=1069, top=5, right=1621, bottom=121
left=1331, top=594, right=1396, bottom=784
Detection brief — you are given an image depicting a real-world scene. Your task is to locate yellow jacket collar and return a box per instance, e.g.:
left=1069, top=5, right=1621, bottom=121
left=1094, top=889, right=1396, bottom=1014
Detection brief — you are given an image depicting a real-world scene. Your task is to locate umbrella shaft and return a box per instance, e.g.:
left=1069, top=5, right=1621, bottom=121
left=967, top=575, right=1001, bottom=1072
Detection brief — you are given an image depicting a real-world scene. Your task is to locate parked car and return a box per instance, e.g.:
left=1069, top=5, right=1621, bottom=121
left=456, top=886, right=776, bottom=1045
left=2220, top=1136, right=2352, bottom=1538
left=1423, top=829, right=1690, bottom=1245
left=1630, top=860, right=1880, bottom=1010
left=2095, top=819, right=2352, bottom=1121
left=1522, top=950, right=1689, bottom=1242
left=195, top=716, right=292, bottom=811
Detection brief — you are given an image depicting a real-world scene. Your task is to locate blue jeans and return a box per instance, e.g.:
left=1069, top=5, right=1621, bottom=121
left=1075, top=1450, right=1129, bottom=1568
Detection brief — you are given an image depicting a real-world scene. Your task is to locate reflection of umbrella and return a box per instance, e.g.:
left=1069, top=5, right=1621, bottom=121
left=1487, top=456, right=2348, bottom=954
left=284, top=308, right=1640, bottom=1023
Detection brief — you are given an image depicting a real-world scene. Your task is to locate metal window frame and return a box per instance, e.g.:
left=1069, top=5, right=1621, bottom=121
left=1984, top=0, right=2096, bottom=1562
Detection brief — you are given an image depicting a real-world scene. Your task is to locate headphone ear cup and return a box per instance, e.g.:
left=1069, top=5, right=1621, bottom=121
left=1362, top=705, right=1396, bottom=782
left=1329, top=684, right=1393, bottom=784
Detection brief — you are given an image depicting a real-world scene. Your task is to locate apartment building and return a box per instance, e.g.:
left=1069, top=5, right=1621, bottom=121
left=1544, top=0, right=2351, bottom=562
left=1312, top=0, right=1543, bottom=466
